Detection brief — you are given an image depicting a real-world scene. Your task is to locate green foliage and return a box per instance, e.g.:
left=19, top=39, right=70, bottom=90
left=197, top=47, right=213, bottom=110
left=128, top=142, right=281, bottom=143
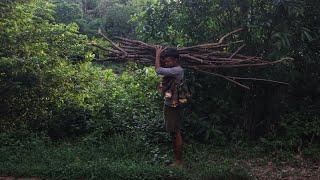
left=53, top=1, right=83, bottom=24
left=0, top=57, right=164, bottom=140
left=0, top=0, right=163, bottom=141
left=53, top=0, right=150, bottom=37
left=260, top=111, right=320, bottom=152
left=132, top=0, right=320, bottom=149
left=81, top=64, right=164, bottom=143
left=1, top=0, right=320, bottom=154
left=0, top=0, right=92, bottom=137
left=0, top=1, right=88, bottom=59
left=0, top=135, right=251, bottom=179
left=97, top=0, right=137, bottom=37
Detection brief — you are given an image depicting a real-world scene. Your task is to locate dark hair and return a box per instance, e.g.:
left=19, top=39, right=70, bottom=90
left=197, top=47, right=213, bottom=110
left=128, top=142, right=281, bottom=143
left=162, top=48, right=179, bottom=60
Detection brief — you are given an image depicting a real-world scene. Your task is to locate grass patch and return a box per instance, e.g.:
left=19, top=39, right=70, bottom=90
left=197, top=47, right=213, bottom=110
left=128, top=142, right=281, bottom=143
left=0, top=134, right=252, bottom=180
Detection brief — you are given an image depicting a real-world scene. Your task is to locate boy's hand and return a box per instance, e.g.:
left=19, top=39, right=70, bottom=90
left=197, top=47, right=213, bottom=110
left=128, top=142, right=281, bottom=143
left=155, top=45, right=167, bottom=56
left=154, top=45, right=167, bottom=70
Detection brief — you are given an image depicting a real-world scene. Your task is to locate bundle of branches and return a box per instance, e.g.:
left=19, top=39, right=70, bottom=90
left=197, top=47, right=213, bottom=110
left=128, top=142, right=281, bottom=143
left=90, top=28, right=292, bottom=89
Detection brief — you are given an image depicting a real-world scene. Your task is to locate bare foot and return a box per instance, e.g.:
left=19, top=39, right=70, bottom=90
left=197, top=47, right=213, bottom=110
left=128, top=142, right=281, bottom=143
left=168, top=160, right=184, bottom=168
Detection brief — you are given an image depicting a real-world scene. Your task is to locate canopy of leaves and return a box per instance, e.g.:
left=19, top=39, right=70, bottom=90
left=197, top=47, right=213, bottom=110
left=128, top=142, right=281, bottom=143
left=131, top=0, right=320, bottom=146
left=0, top=0, right=319, bottom=151
left=0, top=0, right=164, bottom=143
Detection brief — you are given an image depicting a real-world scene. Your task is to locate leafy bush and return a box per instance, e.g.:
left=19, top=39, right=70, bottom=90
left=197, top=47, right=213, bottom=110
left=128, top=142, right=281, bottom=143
left=0, top=0, right=165, bottom=142
left=131, top=0, right=320, bottom=149
left=53, top=1, right=83, bottom=24
left=260, top=111, right=320, bottom=152
left=1, top=56, right=164, bottom=140
left=2, top=0, right=320, bottom=153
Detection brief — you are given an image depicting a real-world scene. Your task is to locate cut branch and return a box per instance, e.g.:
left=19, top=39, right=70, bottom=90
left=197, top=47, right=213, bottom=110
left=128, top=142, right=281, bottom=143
left=229, top=44, right=246, bottom=59
left=194, top=67, right=250, bottom=90
left=226, top=76, right=289, bottom=85
left=98, top=28, right=128, bottom=55
left=218, top=28, right=243, bottom=44
left=90, top=28, right=292, bottom=90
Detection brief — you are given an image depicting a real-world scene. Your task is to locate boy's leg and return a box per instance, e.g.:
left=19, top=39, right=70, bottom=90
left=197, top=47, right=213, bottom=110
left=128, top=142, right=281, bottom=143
left=171, top=131, right=183, bottom=166
left=165, top=106, right=183, bottom=166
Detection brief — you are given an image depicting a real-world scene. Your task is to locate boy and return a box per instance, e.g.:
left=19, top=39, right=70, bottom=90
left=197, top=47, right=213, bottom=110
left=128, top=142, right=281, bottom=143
left=155, top=46, right=184, bottom=167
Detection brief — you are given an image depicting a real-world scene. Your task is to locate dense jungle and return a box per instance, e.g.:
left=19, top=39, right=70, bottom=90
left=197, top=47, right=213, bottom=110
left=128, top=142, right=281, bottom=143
left=0, top=0, right=319, bottom=179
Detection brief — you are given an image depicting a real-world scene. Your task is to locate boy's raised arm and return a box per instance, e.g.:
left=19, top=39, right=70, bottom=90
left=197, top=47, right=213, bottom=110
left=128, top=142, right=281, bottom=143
left=154, top=46, right=166, bottom=71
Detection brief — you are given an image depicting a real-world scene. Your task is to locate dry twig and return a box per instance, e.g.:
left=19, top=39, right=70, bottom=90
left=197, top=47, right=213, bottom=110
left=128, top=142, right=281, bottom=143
left=91, top=29, right=292, bottom=89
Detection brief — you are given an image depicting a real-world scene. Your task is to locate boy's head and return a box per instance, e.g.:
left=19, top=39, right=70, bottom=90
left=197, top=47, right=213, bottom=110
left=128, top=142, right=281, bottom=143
left=161, top=48, right=180, bottom=67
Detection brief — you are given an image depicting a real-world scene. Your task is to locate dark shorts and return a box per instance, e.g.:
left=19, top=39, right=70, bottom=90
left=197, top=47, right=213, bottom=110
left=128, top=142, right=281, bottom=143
left=163, top=105, right=182, bottom=133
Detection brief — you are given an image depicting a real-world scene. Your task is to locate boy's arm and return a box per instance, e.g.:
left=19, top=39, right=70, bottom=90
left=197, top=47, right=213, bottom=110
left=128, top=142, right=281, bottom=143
left=156, top=67, right=182, bottom=76
left=154, top=46, right=183, bottom=76
left=154, top=46, right=166, bottom=71
left=155, top=47, right=161, bottom=70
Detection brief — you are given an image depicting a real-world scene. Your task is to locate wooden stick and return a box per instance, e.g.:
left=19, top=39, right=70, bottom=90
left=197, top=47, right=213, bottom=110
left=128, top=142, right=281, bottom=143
left=177, top=28, right=243, bottom=51
left=227, top=76, right=290, bottom=85
left=194, top=58, right=292, bottom=68
left=98, top=29, right=128, bottom=55
left=89, top=42, right=122, bottom=54
left=194, top=67, right=250, bottom=90
left=178, top=40, right=243, bottom=51
left=114, top=36, right=155, bottom=49
left=218, top=28, right=243, bottom=44
left=229, top=44, right=246, bottom=59
left=205, top=55, right=257, bottom=62
left=89, top=28, right=292, bottom=88
left=180, top=54, right=207, bottom=64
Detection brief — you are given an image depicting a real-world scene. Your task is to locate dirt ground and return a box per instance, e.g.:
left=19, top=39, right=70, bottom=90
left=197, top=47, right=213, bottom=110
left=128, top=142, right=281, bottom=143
left=242, top=155, right=320, bottom=180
